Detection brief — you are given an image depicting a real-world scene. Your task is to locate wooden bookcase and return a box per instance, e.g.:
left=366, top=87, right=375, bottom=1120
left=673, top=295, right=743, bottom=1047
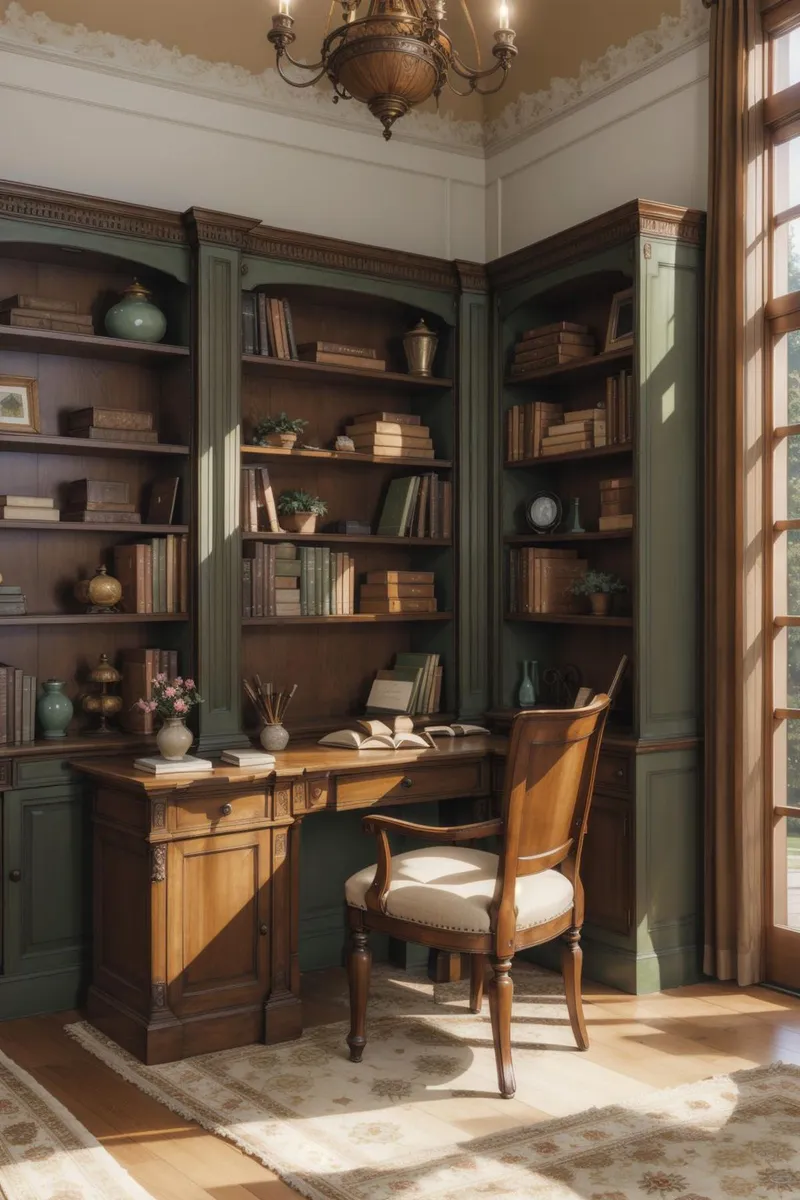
left=489, top=202, right=705, bottom=992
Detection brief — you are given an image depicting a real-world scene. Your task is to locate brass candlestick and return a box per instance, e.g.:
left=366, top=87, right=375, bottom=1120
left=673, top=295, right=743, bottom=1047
left=82, top=653, right=123, bottom=735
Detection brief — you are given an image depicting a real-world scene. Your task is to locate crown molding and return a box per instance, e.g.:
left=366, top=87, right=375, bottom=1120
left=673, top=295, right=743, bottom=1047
left=184, top=208, right=261, bottom=248
left=488, top=200, right=706, bottom=290
left=0, top=177, right=185, bottom=242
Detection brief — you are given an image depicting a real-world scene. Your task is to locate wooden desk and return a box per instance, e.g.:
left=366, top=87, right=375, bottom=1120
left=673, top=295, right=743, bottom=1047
left=73, top=737, right=505, bottom=1064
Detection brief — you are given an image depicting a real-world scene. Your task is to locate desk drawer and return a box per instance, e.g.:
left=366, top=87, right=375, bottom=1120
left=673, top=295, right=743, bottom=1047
left=173, top=790, right=269, bottom=832
left=594, top=751, right=630, bottom=796
left=334, top=761, right=488, bottom=810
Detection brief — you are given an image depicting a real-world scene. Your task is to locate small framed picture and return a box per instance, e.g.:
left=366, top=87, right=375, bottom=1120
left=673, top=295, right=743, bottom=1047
left=0, top=376, right=40, bottom=435
left=605, top=288, right=635, bottom=351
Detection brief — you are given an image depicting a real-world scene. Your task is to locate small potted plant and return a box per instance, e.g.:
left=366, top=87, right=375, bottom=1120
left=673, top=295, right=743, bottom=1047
left=276, top=489, right=328, bottom=534
left=570, top=569, right=626, bottom=618
left=137, top=674, right=203, bottom=761
left=252, top=412, right=307, bottom=450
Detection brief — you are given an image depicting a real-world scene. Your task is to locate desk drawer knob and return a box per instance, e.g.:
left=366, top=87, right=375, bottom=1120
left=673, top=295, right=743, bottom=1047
left=8, top=869, right=21, bottom=883
left=221, top=803, right=233, bottom=816
left=401, top=777, right=413, bottom=789
left=615, top=769, right=624, bottom=779
left=259, top=923, right=268, bottom=936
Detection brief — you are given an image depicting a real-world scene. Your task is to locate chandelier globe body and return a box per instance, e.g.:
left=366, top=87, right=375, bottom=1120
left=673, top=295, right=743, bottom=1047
left=267, top=0, right=518, bottom=141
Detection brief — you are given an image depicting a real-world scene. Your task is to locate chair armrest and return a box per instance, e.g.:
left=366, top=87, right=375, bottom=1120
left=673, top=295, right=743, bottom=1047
left=361, top=815, right=503, bottom=842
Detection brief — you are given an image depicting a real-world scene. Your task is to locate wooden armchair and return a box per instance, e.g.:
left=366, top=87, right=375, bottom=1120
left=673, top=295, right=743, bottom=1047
left=344, top=696, right=611, bottom=1099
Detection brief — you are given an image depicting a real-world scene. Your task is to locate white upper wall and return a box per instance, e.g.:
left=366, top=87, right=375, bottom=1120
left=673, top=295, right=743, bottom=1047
left=0, top=1, right=709, bottom=263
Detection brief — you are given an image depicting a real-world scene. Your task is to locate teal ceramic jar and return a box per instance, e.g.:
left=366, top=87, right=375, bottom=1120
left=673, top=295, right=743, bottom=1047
left=105, top=281, right=167, bottom=343
left=37, top=679, right=74, bottom=739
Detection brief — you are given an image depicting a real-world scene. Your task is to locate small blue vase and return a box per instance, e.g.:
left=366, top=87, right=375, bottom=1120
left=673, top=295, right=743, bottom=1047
left=105, top=281, right=167, bottom=343
left=37, top=679, right=74, bottom=739
left=517, top=660, right=538, bottom=709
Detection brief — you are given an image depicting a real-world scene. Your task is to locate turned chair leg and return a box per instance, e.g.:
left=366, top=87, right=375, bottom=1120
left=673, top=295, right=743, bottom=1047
left=346, top=921, right=372, bottom=1063
left=488, top=956, right=516, bottom=1099
left=469, top=953, right=486, bottom=1013
left=562, top=927, right=589, bottom=1051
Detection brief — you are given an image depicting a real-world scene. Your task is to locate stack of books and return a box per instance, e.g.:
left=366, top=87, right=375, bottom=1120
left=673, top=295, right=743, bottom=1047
left=0, top=494, right=59, bottom=523
left=506, top=401, right=563, bottom=461
left=220, top=748, right=276, bottom=768
left=241, top=543, right=355, bottom=617
left=241, top=294, right=298, bottom=359
left=599, top=477, right=634, bottom=531
left=359, top=570, right=437, bottom=615
left=66, top=406, right=157, bottom=444
left=134, top=754, right=213, bottom=776
left=0, top=665, right=37, bottom=745
left=540, top=407, right=607, bottom=457
left=0, top=293, right=93, bottom=334
left=376, top=474, right=452, bottom=538
left=345, top=411, right=432, bottom=458
left=0, top=585, right=26, bottom=617
left=510, top=322, right=596, bottom=377
left=120, top=648, right=179, bottom=733
left=508, top=548, right=586, bottom=614
left=606, top=370, right=633, bottom=444
left=113, top=535, right=189, bottom=614
left=365, top=651, right=442, bottom=715
left=241, top=467, right=281, bottom=534
left=299, top=341, right=385, bottom=371
left=63, top=479, right=141, bottom=525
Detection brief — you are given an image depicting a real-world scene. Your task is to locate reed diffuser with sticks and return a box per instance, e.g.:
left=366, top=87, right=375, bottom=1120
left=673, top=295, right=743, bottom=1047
left=244, top=676, right=297, bottom=752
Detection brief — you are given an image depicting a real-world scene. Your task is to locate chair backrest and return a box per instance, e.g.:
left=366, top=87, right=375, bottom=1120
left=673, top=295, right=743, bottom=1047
left=491, top=697, right=610, bottom=950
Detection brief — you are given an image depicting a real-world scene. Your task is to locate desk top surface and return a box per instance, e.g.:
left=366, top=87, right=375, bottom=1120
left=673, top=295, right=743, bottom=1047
left=71, top=734, right=508, bottom=793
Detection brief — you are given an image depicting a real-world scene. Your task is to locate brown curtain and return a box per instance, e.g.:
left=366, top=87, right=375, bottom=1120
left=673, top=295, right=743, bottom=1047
left=703, top=0, right=767, bottom=985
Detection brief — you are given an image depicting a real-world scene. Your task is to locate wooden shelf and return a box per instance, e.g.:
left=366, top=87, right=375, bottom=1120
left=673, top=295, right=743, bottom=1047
left=504, top=531, right=632, bottom=544
left=241, top=445, right=452, bottom=470
left=242, top=531, right=451, bottom=547
left=504, top=612, right=633, bottom=628
left=0, top=613, right=189, bottom=626
left=0, top=731, right=157, bottom=761
left=243, top=613, right=453, bottom=626
left=0, top=432, right=190, bottom=458
left=506, top=443, right=633, bottom=468
left=0, top=521, right=190, bottom=534
left=0, top=325, right=189, bottom=364
left=505, top=345, right=633, bottom=385
left=242, top=354, right=452, bottom=391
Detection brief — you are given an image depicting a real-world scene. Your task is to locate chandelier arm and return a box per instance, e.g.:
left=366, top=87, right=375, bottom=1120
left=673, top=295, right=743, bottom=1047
left=471, top=67, right=512, bottom=96
left=448, top=51, right=504, bottom=83
left=275, top=55, right=329, bottom=86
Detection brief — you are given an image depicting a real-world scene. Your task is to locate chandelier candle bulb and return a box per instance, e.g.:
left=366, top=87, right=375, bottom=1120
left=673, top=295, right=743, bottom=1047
left=499, top=2, right=509, bottom=30
left=279, top=0, right=290, bottom=14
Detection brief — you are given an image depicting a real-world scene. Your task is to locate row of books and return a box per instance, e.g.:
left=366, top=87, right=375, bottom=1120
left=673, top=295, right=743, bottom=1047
left=0, top=478, right=179, bottom=526
left=0, top=292, right=92, bottom=334
left=113, top=535, right=190, bottom=614
left=241, top=466, right=280, bottom=534
left=242, top=542, right=356, bottom=617
left=508, top=548, right=586, bottom=615
left=506, top=400, right=611, bottom=461
left=358, top=570, right=437, bottom=615
left=376, top=475, right=452, bottom=538
left=365, top=651, right=443, bottom=715
left=344, top=413, right=434, bottom=459
left=0, top=585, right=26, bottom=617
left=599, top=477, right=633, bottom=532
left=240, top=292, right=386, bottom=370
left=120, top=648, right=179, bottom=734
left=0, top=665, right=37, bottom=745
left=605, top=371, right=634, bottom=445
left=509, top=321, right=596, bottom=378
left=539, top=408, right=607, bottom=457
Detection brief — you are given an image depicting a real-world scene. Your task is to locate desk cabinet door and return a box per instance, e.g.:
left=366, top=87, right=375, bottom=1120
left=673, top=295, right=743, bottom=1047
left=582, top=793, right=632, bottom=937
left=166, top=829, right=271, bottom=1017
left=3, top=785, right=89, bottom=978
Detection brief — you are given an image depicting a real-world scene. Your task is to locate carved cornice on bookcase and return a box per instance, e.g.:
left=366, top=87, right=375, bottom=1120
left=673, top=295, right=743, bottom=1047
left=455, top=261, right=489, bottom=294
left=488, top=200, right=706, bottom=290
left=245, top=225, right=460, bottom=293
left=183, top=208, right=261, bottom=248
left=0, top=178, right=185, bottom=244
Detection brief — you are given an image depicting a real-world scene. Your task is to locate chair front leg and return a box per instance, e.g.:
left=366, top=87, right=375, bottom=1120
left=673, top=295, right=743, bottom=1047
left=346, top=913, right=372, bottom=1063
left=488, top=956, right=515, bottom=1099
left=469, top=953, right=487, bottom=1013
left=562, top=926, right=589, bottom=1051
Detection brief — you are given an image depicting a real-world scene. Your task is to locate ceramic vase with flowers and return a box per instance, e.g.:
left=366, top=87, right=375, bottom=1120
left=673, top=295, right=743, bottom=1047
left=138, top=675, right=203, bottom=761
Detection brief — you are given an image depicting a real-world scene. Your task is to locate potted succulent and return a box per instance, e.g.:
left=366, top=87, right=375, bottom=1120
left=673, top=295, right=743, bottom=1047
left=277, top=489, right=328, bottom=534
left=252, top=412, right=307, bottom=450
left=570, top=569, right=626, bottom=617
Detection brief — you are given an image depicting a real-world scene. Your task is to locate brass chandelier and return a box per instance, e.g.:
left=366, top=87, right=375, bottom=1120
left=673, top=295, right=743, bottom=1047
left=267, top=0, right=518, bottom=141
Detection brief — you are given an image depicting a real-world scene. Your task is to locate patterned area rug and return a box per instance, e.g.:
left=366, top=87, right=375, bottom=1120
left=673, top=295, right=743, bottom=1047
left=66, top=968, right=800, bottom=1200
left=0, top=1047, right=154, bottom=1200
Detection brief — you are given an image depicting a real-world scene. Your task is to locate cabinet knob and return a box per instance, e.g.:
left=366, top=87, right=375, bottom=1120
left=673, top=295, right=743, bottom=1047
left=615, top=769, right=624, bottom=779
left=221, top=803, right=233, bottom=816
left=259, top=923, right=268, bottom=935
left=8, top=869, right=21, bottom=883
left=401, top=777, right=413, bottom=789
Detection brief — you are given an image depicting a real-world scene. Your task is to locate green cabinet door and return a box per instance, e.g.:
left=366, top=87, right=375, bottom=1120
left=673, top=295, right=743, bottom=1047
left=3, top=784, right=89, bottom=981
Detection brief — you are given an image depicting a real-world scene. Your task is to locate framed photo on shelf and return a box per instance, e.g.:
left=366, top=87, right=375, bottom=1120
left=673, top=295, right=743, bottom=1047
left=605, top=288, right=634, bottom=351
left=0, top=375, right=39, bottom=435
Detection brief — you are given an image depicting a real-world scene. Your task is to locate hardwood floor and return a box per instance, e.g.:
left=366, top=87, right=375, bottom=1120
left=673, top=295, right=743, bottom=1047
left=2, top=969, right=800, bottom=1200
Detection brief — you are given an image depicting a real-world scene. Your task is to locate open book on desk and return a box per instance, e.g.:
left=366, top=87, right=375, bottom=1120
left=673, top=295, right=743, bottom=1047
left=425, top=723, right=490, bottom=737
left=318, top=719, right=436, bottom=751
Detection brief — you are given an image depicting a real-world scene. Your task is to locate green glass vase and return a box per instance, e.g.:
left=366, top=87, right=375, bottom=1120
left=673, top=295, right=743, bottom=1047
left=105, top=281, right=167, bottom=343
left=36, top=679, right=74, bottom=739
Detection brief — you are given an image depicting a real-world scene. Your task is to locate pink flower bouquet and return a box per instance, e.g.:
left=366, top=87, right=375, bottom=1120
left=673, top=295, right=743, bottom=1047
left=137, top=675, right=202, bottom=719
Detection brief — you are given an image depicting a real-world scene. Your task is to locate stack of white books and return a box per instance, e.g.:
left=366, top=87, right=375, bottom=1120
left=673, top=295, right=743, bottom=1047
left=220, top=748, right=276, bottom=768
left=134, top=755, right=213, bottom=775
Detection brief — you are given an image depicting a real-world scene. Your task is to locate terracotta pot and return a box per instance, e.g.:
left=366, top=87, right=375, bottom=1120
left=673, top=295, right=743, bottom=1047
left=588, top=592, right=612, bottom=617
left=264, top=432, right=297, bottom=449
left=281, top=512, right=318, bottom=534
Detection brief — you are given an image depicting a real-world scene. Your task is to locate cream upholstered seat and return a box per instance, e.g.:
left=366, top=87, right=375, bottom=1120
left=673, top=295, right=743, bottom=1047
left=345, top=845, right=574, bottom=935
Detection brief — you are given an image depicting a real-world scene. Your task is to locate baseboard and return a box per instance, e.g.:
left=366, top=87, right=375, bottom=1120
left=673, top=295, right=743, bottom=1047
left=524, top=935, right=701, bottom=994
left=0, top=964, right=88, bottom=1019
